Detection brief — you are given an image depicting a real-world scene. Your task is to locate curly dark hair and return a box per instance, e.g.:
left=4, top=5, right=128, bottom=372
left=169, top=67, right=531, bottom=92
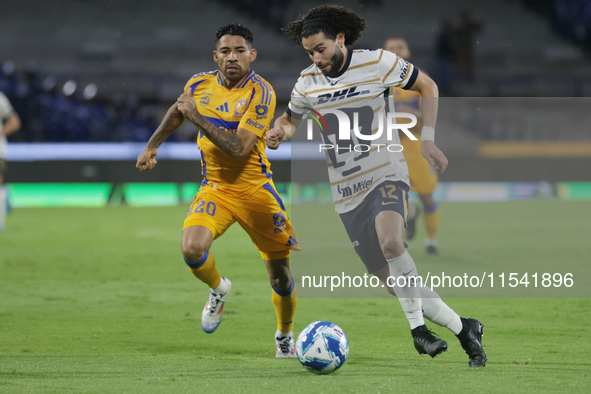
left=215, top=23, right=253, bottom=47
left=283, top=4, right=366, bottom=46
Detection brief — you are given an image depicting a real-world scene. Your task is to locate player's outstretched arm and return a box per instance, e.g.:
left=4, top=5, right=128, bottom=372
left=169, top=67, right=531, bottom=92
left=136, top=102, right=185, bottom=172
left=409, top=70, right=448, bottom=173
left=266, top=112, right=301, bottom=150
left=176, top=94, right=256, bottom=160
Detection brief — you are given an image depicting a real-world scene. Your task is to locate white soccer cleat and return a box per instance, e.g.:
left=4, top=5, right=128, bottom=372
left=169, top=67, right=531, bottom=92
left=201, top=278, right=231, bottom=334
left=276, top=335, right=297, bottom=358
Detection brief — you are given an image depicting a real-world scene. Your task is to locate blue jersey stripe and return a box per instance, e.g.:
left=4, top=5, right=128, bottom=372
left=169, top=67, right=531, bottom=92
left=261, top=81, right=269, bottom=104
left=203, top=115, right=240, bottom=131
left=263, top=183, right=285, bottom=211
left=249, top=88, right=256, bottom=105
left=255, top=76, right=272, bottom=105
left=189, top=79, right=207, bottom=96
left=266, top=83, right=273, bottom=104
left=262, top=80, right=270, bottom=105
left=237, top=72, right=247, bottom=88
left=192, top=71, right=217, bottom=79
left=258, top=152, right=269, bottom=178
left=238, top=70, right=254, bottom=89
left=201, top=151, right=208, bottom=187
left=257, top=76, right=271, bottom=105
left=247, top=74, right=255, bottom=88
left=253, top=75, right=267, bottom=105
left=252, top=76, right=265, bottom=103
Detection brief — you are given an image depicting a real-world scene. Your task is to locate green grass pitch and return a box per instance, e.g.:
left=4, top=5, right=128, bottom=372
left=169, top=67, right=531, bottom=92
left=1, top=201, right=590, bottom=393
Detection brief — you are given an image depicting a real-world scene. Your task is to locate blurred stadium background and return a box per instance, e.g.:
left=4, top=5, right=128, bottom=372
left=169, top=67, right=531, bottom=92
left=1, top=0, right=590, bottom=206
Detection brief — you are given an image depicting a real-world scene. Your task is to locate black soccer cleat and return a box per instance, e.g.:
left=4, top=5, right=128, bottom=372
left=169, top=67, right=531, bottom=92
left=456, top=317, right=487, bottom=367
left=426, top=245, right=438, bottom=255
left=411, top=325, right=448, bottom=358
left=406, top=205, right=419, bottom=241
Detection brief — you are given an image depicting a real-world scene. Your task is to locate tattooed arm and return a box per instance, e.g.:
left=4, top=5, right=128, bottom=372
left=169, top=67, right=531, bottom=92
left=136, top=102, right=185, bottom=171
left=176, top=94, right=257, bottom=161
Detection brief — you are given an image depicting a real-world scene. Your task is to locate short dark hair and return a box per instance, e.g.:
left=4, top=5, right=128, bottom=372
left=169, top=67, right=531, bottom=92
left=283, top=5, right=366, bottom=47
left=215, top=23, right=253, bottom=46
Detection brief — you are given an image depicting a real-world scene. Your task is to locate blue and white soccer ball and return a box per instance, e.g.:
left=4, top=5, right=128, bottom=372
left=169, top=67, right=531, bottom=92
left=295, top=321, right=349, bottom=374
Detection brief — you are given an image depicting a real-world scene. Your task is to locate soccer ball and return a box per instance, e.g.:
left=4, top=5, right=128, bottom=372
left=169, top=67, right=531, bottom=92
left=295, top=321, right=349, bottom=374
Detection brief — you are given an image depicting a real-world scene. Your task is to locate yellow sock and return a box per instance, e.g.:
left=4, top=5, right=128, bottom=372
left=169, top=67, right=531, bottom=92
left=272, top=279, right=297, bottom=333
left=424, top=203, right=440, bottom=240
left=185, top=252, right=221, bottom=289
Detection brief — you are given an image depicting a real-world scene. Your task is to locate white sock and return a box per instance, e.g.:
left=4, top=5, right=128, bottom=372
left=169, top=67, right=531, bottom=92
left=276, top=329, right=293, bottom=339
left=0, top=187, right=6, bottom=230
left=212, top=277, right=228, bottom=295
left=387, top=250, right=424, bottom=329
left=425, top=238, right=438, bottom=247
left=419, top=284, right=463, bottom=335
left=408, top=203, right=418, bottom=219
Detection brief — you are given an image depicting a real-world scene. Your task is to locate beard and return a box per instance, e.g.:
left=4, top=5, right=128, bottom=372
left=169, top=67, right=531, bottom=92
left=321, top=45, right=345, bottom=78
left=223, top=65, right=244, bottom=81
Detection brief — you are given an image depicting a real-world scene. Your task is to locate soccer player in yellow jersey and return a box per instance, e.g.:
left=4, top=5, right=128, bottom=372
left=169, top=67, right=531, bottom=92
left=385, top=37, right=441, bottom=255
left=136, top=24, right=299, bottom=357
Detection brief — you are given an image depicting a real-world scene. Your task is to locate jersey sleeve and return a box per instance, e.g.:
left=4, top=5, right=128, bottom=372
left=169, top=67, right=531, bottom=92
left=378, top=50, right=419, bottom=90
left=0, top=92, right=14, bottom=120
left=286, top=79, right=309, bottom=120
left=183, top=72, right=212, bottom=96
left=239, top=82, right=276, bottom=138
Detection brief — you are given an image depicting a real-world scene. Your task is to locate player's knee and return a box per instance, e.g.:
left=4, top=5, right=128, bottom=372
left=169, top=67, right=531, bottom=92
left=269, top=272, right=291, bottom=291
left=181, top=238, right=209, bottom=263
left=420, top=193, right=435, bottom=208
left=380, top=236, right=405, bottom=260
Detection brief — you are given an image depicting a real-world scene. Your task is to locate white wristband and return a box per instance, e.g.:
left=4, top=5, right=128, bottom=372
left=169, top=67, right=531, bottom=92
left=420, top=126, right=435, bottom=142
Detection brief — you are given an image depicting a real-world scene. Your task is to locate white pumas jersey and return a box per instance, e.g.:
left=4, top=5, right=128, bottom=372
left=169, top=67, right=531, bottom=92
left=287, top=49, right=419, bottom=213
left=0, top=91, right=15, bottom=159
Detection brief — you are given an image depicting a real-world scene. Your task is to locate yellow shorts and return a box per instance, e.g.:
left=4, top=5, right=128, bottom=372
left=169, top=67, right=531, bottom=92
left=400, top=133, right=438, bottom=196
left=183, top=182, right=299, bottom=261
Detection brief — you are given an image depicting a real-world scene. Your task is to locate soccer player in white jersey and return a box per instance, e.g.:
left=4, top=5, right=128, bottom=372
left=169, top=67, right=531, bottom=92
left=266, top=5, right=487, bottom=367
left=0, top=91, right=21, bottom=231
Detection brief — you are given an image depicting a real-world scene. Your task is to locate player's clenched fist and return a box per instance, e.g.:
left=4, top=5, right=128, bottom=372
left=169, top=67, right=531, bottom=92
left=265, top=127, right=285, bottom=150
left=136, top=148, right=158, bottom=172
left=176, top=94, right=197, bottom=118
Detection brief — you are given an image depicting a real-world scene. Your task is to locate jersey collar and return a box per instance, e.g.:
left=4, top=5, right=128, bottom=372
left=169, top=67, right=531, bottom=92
left=216, top=69, right=254, bottom=90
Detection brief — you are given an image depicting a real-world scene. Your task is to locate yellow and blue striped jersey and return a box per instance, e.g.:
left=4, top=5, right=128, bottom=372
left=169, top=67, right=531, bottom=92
left=392, top=86, right=421, bottom=110
left=184, top=69, right=276, bottom=198
left=392, top=86, right=423, bottom=138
